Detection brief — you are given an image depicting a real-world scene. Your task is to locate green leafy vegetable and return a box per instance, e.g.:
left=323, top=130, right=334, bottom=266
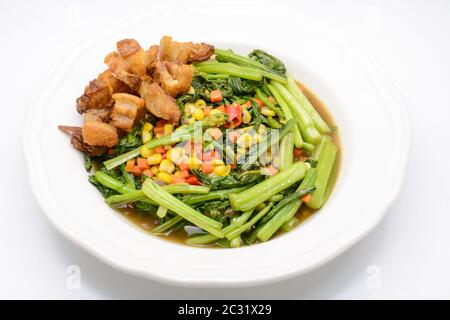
left=248, top=49, right=287, bottom=76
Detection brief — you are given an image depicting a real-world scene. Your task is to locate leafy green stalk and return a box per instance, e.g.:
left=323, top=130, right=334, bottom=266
left=229, top=162, right=307, bottom=211
left=229, top=236, right=242, bottom=248
left=279, top=132, right=294, bottom=170
left=256, top=168, right=317, bottom=241
left=152, top=215, right=184, bottom=234
left=186, top=210, right=253, bottom=245
left=241, top=119, right=295, bottom=170
left=214, top=49, right=287, bottom=82
left=142, top=179, right=224, bottom=237
left=225, top=203, right=274, bottom=240
left=286, top=76, right=330, bottom=134
left=182, top=186, right=249, bottom=205
left=105, top=183, right=210, bottom=206
left=271, top=81, right=321, bottom=144
left=195, top=62, right=263, bottom=81
left=156, top=206, right=168, bottom=218
left=267, top=83, right=303, bottom=148
left=308, top=140, right=338, bottom=209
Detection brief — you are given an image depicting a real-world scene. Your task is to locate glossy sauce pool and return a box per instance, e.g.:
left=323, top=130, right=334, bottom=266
left=118, top=82, right=341, bottom=247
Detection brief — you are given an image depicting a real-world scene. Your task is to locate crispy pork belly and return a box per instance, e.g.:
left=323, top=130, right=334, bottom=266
left=153, top=61, right=194, bottom=97
left=104, top=52, right=142, bottom=91
left=58, top=125, right=107, bottom=156
left=159, top=36, right=214, bottom=65
left=83, top=108, right=111, bottom=122
left=82, top=120, right=118, bottom=148
left=76, top=70, right=130, bottom=114
left=110, top=93, right=145, bottom=132
left=139, top=82, right=181, bottom=122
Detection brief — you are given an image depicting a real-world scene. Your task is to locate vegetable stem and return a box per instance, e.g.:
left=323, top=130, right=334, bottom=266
left=267, top=83, right=303, bottom=148
left=142, top=179, right=224, bottom=237
left=195, top=62, right=263, bottom=81
left=286, top=76, right=330, bottom=134
left=229, top=162, right=307, bottom=211
left=256, top=168, right=317, bottom=241
left=226, top=203, right=274, bottom=240
left=308, top=140, right=338, bottom=209
left=279, top=132, right=294, bottom=170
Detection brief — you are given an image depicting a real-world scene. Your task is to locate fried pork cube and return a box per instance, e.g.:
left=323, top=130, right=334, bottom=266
left=58, top=126, right=107, bottom=156
left=152, top=61, right=194, bottom=97
left=110, top=93, right=145, bottom=132
left=83, top=108, right=111, bottom=122
left=159, top=36, right=214, bottom=65
left=105, top=39, right=159, bottom=90
left=139, top=82, right=181, bottom=122
left=76, top=70, right=130, bottom=114
left=82, top=120, right=118, bottom=148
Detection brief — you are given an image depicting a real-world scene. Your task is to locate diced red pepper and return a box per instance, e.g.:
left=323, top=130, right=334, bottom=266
left=210, top=90, right=223, bottom=103
left=225, top=103, right=242, bottom=128
left=293, top=148, right=305, bottom=157
left=186, top=175, right=202, bottom=185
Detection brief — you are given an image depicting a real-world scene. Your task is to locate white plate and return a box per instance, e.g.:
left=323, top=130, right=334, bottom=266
left=23, top=4, right=410, bottom=287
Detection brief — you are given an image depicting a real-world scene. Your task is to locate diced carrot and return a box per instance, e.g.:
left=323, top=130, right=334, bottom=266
left=154, top=146, right=166, bottom=154
left=208, top=128, right=223, bottom=141
left=107, top=148, right=116, bottom=156
left=142, top=169, right=153, bottom=177
left=203, top=107, right=212, bottom=116
left=131, top=166, right=142, bottom=177
left=224, top=103, right=242, bottom=128
left=228, top=131, right=240, bottom=143
left=186, top=175, right=202, bottom=186
left=230, top=163, right=237, bottom=169
left=216, top=105, right=226, bottom=113
left=153, top=126, right=164, bottom=135
left=179, top=162, right=189, bottom=171
left=201, top=162, right=214, bottom=174
left=293, top=148, right=305, bottom=157
left=125, top=159, right=135, bottom=172
left=136, top=157, right=150, bottom=170
left=253, top=98, right=265, bottom=107
left=243, top=101, right=252, bottom=109
left=179, top=170, right=190, bottom=179
left=171, top=176, right=186, bottom=184
left=302, top=194, right=312, bottom=203
left=268, top=96, right=276, bottom=104
left=210, top=90, right=223, bottom=103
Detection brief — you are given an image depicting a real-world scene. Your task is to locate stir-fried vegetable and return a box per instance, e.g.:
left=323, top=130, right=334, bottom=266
left=74, top=42, right=339, bottom=248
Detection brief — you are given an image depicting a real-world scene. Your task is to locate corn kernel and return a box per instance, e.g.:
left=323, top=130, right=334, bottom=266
left=237, top=133, right=253, bottom=149
left=150, top=166, right=159, bottom=175
left=195, top=99, right=207, bottom=108
left=140, top=146, right=152, bottom=158
left=237, top=147, right=246, bottom=155
left=159, top=159, right=175, bottom=174
left=166, top=147, right=185, bottom=165
left=185, top=103, right=196, bottom=115
left=164, top=124, right=174, bottom=136
left=261, top=107, right=276, bottom=117
left=142, top=131, right=152, bottom=143
left=147, top=153, right=162, bottom=165
left=188, top=86, right=195, bottom=94
left=212, top=159, right=225, bottom=166
left=143, top=122, right=153, bottom=132
left=157, top=171, right=172, bottom=184
left=242, top=109, right=252, bottom=124
left=192, top=108, right=204, bottom=121
left=186, top=156, right=202, bottom=170
left=254, top=133, right=262, bottom=144
left=214, top=164, right=231, bottom=176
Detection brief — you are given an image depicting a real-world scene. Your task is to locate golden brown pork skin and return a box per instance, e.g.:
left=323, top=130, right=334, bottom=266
left=139, top=81, right=181, bottom=122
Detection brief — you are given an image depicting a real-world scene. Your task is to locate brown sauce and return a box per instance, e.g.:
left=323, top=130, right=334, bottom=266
left=115, top=81, right=341, bottom=246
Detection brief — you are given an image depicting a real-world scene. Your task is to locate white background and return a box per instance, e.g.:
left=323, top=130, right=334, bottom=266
left=1, top=0, right=449, bottom=299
